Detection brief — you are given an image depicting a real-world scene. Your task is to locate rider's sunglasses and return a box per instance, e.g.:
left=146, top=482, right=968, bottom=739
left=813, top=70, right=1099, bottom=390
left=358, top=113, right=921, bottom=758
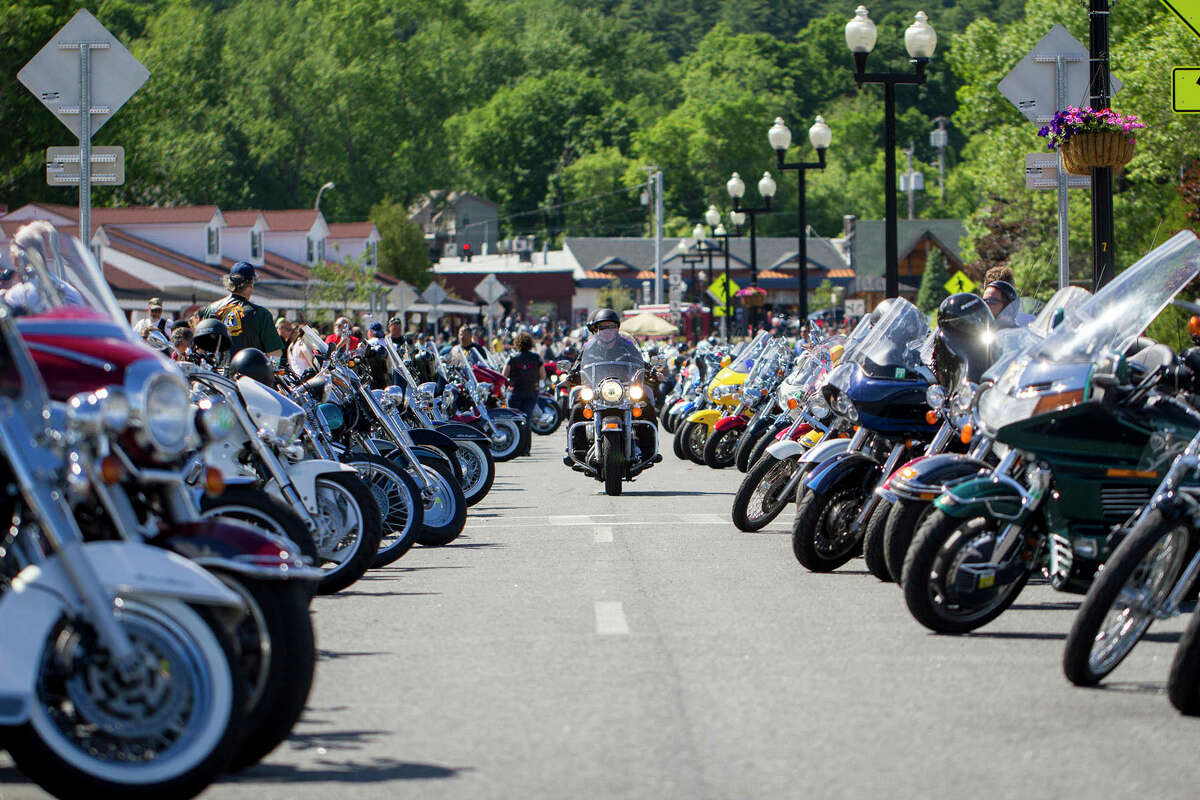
left=596, top=323, right=618, bottom=331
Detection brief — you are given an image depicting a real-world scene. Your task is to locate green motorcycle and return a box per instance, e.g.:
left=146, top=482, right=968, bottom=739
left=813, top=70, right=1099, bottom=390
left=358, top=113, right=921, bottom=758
left=901, top=231, right=1200, bottom=634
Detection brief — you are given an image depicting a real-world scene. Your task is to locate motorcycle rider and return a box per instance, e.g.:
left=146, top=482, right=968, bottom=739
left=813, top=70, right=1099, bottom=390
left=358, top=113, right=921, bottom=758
left=981, top=268, right=1036, bottom=330
left=200, top=262, right=285, bottom=360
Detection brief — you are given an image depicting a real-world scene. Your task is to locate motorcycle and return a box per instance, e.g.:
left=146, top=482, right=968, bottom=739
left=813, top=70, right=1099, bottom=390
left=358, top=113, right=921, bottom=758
left=677, top=333, right=770, bottom=465
left=430, top=342, right=530, bottom=462
left=704, top=336, right=793, bottom=470
left=792, top=298, right=938, bottom=572
left=902, top=230, right=1200, bottom=634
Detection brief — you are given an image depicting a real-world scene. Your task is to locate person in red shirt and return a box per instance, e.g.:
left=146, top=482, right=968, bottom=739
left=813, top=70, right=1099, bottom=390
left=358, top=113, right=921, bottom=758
left=324, top=316, right=361, bottom=351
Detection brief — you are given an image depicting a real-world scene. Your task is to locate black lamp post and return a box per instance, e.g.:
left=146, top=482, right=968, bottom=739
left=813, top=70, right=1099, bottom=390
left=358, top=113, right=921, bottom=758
left=727, top=171, right=777, bottom=334
left=769, top=115, right=832, bottom=323
left=711, top=210, right=744, bottom=339
left=678, top=224, right=707, bottom=304
left=845, top=5, right=937, bottom=300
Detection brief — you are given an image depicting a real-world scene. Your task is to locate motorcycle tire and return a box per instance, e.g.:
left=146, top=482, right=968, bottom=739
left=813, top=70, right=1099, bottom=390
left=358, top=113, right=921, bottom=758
left=662, top=402, right=681, bottom=434
left=339, top=452, right=425, bottom=568
left=200, top=486, right=318, bottom=564
left=792, top=486, right=865, bottom=572
left=415, top=456, right=468, bottom=546
left=901, top=511, right=1033, bottom=634
left=732, top=454, right=800, bottom=532
left=4, top=599, right=244, bottom=800
left=1169, top=608, right=1200, bottom=714
left=219, top=577, right=316, bottom=771
left=453, top=438, right=496, bottom=507
left=747, top=430, right=779, bottom=474
left=530, top=398, right=562, bottom=436
left=1063, top=510, right=1193, bottom=686
left=862, top=500, right=893, bottom=582
left=672, top=423, right=689, bottom=460
left=883, top=498, right=935, bottom=585
left=311, top=473, right=384, bottom=595
left=488, top=417, right=524, bottom=462
left=734, top=426, right=767, bottom=473
left=703, top=427, right=740, bottom=470
left=602, top=434, right=624, bottom=496
left=683, top=422, right=708, bottom=466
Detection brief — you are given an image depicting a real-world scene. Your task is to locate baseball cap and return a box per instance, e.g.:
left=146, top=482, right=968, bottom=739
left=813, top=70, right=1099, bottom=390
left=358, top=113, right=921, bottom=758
left=229, top=261, right=256, bottom=283
left=387, top=317, right=403, bottom=327
left=369, top=322, right=385, bottom=336
left=148, top=296, right=163, bottom=309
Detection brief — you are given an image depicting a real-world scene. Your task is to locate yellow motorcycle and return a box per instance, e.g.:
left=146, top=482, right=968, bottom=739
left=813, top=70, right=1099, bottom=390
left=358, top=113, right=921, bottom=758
left=676, top=332, right=770, bottom=465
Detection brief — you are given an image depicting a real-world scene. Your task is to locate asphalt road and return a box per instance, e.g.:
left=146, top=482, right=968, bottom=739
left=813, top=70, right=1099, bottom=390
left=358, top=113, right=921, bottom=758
left=3, top=430, right=1199, bottom=799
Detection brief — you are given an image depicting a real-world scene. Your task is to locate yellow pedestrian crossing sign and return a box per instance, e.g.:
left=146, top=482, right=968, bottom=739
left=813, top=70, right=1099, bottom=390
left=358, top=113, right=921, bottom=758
left=708, top=274, right=740, bottom=306
left=944, top=270, right=977, bottom=295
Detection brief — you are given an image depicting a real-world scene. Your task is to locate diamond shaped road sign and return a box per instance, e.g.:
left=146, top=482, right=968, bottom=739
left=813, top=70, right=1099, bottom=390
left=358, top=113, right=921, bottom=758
left=474, top=273, right=507, bottom=305
left=421, top=282, right=448, bottom=308
left=998, top=24, right=1120, bottom=124
left=1162, top=0, right=1200, bottom=40
left=18, top=9, right=150, bottom=139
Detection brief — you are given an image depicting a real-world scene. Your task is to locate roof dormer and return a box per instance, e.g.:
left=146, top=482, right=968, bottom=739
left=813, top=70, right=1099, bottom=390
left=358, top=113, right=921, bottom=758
left=90, top=226, right=111, bottom=266
left=203, top=209, right=226, bottom=266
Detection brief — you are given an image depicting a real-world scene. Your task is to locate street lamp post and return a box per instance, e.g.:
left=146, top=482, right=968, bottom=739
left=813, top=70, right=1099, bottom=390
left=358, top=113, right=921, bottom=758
left=770, top=115, right=831, bottom=324
left=727, top=171, right=776, bottom=334
left=711, top=211, right=744, bottom=340
left=678, top=223, right=707, bottom=304
left=845, top=5, right=937, bottom=299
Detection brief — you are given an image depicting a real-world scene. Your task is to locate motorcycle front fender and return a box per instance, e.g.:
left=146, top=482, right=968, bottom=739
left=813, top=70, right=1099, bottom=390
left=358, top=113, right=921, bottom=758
left=266, top=459, right=359, bottom=516
left=887, top=453, right=991, bottom=500
left=798, top=436, right=850, bottom=466
left=804, top=451, right=880, bottom=497
left=686, top=408, right=722, bottom=429
left=156, top=520, right=321, bottom=580
left=490, top=407, right=530, bottom=430
left=766, top=437, right=813, bottom=460
left=409, top=427, right=458, bottom=454
left=714, top=414, right=748, bottom=433
left=934, top=476, right=1025, bottom=519
left=433, top=421, right=492, bottom=444
left=0, top=541, right=244, bottom=726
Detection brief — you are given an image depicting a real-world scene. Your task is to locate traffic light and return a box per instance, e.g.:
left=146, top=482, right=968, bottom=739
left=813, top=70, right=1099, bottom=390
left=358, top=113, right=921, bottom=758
left=463, top=243, right=472, bottom=262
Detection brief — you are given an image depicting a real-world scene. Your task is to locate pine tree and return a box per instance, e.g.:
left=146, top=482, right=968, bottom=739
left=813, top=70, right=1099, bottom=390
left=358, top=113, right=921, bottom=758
left=916, top=248, right=952, bottom=313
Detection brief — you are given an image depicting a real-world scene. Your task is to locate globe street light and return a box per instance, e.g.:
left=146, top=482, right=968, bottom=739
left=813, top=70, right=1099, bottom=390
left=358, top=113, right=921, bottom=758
left=679, top=228, right=705, bottom=305
left=845, top=6, right=936, bottom=299
left=314, top=181, right=335, bottom=211
left=771, top=115, right=831, bottom=322
left=710, top=216, right=744, bottom=339
left=728, top=171, right=775, bottom=334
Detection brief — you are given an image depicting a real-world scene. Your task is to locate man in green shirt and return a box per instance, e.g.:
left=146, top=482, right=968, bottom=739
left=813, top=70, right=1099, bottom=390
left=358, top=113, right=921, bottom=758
left=200, top=262, right=285, bottom=359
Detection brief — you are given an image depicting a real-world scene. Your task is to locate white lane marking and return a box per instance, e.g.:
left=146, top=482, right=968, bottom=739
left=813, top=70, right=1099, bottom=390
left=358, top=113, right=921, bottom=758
left=469, top=513, right=730, bottom=531
left=550, top=515, right=598, bottom=526
left=594, top=525, right=614, bottom=543
left=594, top=601, right=629, bottom=635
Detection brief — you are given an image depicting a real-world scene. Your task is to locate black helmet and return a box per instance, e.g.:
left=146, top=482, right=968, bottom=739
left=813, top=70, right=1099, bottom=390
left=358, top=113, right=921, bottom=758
left=230, top=347, right=275, bottom=387
left=192, top=318, right=232, bottom=357
left=588, top=308, right=620, bottom=331
left=937, top=292, right=992, bottom=334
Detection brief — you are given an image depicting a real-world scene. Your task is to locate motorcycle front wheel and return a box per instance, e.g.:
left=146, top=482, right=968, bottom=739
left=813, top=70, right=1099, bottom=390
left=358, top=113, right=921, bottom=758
left=732, top=454, right=799, bottom=532
left=216, top=576, right=315, bottom=771
left=902, top=511, right=1033, bottom=634
left=601, top=433, right=624, bottom=496
left=488, top=417, right=525, bottom=462
left=311, top=473, right=383, bottom=595
left=734, top=426, right=767, bottom=473
left=862, top=500, right=894, bottom=582
left=683, top=422, right=708, bottom=465
left=5, top=598, right=243, bottom=799
left=200, top=485, right=317, bottom=564
left=884, top=497, right=936, bottom=585
left=745, top=428, right=778, bottom=473
left=1063, top=510, right=1193, bottom=686
left=339, top=452, right=425, bottom=568
left=703, top=427, right=740, bottom=470
left=452, top=438, right=496, bottom=506
left=792, top=486, right=864, bottom=572
left=415, top=457, right=468, bottom=546
left=530, top=397, right=562, bottom=435
left=1169, top=608, right=1200, bottom=714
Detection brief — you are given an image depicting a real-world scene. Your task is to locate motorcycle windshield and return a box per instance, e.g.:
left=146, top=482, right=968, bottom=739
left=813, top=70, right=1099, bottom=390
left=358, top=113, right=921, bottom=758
left=983, top=285, right=1092, bottom=383
left=852, top=297, right=930, bottom=377
left=7, top=222, right=134, bottom=339
left=581, top=334, right=643, bottom=386
left=980, top=231, right=1200, bottom=433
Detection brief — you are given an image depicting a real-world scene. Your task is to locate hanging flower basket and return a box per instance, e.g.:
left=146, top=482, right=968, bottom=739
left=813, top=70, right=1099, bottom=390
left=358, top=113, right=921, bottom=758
left=1037, top=106, right=1143, bottom=176
left=736, top=286, right=767, bottom=307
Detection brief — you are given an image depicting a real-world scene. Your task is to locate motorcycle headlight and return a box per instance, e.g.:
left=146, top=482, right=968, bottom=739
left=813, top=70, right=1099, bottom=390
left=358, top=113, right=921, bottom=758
left=831, top=391, right=858, bottom=422
left=809, top=396, right=830, bottom=420
left=599, top=379, right=623, bottom=403
left=383, top=385, right=407, bottom=410
left=926, top=384, right=948, bottom=411
left=580, top=386, right=595, bottom=402
left=276, top=409, right=304, bottom=446
left=142, top=373, right=191, bottom=456
left=629, top=384, right=645, bottom=401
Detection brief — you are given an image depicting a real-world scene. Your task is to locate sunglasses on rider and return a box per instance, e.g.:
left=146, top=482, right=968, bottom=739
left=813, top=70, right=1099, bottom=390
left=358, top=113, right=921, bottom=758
left=596, top=322, right=618, bottom=331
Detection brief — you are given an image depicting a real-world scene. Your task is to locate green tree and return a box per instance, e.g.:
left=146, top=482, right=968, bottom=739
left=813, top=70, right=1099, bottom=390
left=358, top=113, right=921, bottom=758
left=371, top=199, right=432, bottom=288
left=916, top=248, right=951, bottom=312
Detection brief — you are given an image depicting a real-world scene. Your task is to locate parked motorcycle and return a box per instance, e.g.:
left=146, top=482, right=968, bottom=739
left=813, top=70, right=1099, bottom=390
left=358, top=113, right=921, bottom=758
left=704, top=336, right=793, bottom=469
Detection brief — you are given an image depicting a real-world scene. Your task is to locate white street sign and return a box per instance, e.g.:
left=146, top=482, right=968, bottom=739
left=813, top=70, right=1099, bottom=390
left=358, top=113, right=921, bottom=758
left=18, top=9, right=149, bottom=139
left=1025, top=153, right=1092, bottom=191
left=844, top=299, right=866, bottom=317
left=46, top=145, right=124, bottom=186
left=387, top=283, right=417, bottom=312
left=998, top=25, right=1120, bottom=124
left=474, top=273, right=507, bottom=305
left=421, top=282, right=448, bottom=308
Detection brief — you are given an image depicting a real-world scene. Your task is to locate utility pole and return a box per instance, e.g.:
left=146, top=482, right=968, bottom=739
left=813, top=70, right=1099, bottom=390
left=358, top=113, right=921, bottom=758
left=930, top=117, right=948, bottom=202
left=904, top=142, right=916, bottom=220
left=641, top=166, right=664, bottom=304
left=1089, top=0, right=1114, bottom=288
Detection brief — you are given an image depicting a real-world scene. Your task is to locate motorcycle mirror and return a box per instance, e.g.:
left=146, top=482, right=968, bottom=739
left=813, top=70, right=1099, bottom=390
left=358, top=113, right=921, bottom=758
left=1052, top=308, right=1066, bottom=329
left=556, top=360, right=571, bottom=372
left=144, top=329, right=170, bottom=350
